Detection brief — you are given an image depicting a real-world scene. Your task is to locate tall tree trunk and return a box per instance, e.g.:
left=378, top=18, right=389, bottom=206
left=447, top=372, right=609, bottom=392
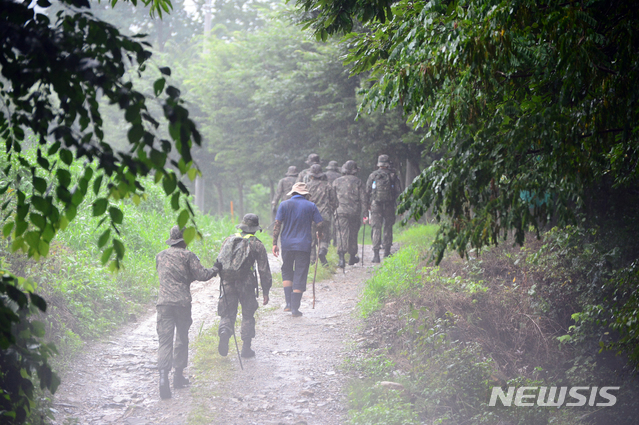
left=237, top=181, right=245, bottom=218
left=195, top=176, right=205, bottom=213
left=269, top=177, right=275, bottom=223
left=405, top=158, right=421, bottom=189
left=215, top=182, right=224, bottom=216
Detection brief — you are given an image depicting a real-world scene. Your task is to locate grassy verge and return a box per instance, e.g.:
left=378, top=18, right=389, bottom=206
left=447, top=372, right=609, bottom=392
left=345, top=224, right=639, bottom=425
left=188, top=323, right=235, bottom=425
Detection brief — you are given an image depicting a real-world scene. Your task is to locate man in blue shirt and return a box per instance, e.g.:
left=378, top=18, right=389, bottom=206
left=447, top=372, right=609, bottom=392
left=272, top=182, right=325, bottom=317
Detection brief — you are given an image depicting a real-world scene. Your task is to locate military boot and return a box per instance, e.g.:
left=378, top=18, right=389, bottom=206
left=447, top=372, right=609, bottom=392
left=318, top=247, right=328, bottom=266
left=348, top=254, right=360, bottom=266
left=338, top=253, right=346, bottom=269
left=241, top=339, right=255, bottom=358
left=173, top=368, right=190, bottom=389
left=384, top=247, right=392, bottom=258
left=218, top=328, right=231, bottom=357
left=159, top=369, right=171, bottom=399
left=372, top=249, right=381, bottom=263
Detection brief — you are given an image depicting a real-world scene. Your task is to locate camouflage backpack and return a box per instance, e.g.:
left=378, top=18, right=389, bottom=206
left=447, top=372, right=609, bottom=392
left=217, top=233, right=255, bottom=282
left=371, top=169, right=396, bottom=202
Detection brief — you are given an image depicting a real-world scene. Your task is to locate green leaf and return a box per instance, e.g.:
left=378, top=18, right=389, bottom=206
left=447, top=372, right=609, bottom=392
left=112, top=238, right=125, bottom=259
left=154, top=78, right=166, bottom=96
left=92, top=198, right=108, bottom=216
left=33, top=176, right=47, bottom=194
left=128, top=124, right=144, bottom=144
left=162, top=174, right=176, bottom=195
left=59, top=149, right=73, bottom=166
left=3, top=221, right=14, bottom=237
left=101, top=247, right=114, bottom=265
left=159, top=67, right=171, bottom=76
left=98, top=229, right=111, bottom=248
left=177, top=209, right=189, bottom=228
left=93, top=174, right=103, bottom=195
left=109, top=206, right=123, bottom=224
left=183, top=226, right=196, bottom=245
left=186, top=167, right=198, bottom=181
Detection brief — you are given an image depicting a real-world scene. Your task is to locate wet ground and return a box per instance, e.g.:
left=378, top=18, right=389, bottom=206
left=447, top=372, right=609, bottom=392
left=51, top=247, right=385, bottom=425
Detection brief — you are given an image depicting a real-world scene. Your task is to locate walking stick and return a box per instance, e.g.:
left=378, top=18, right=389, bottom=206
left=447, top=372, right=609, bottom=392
left=219, top=281, right=244, bottom=370
left=312, top=233, right=319, bottom=309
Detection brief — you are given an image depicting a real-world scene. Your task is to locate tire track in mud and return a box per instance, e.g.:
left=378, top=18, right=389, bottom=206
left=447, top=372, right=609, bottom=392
left=52, top=249, right=383, bottom=424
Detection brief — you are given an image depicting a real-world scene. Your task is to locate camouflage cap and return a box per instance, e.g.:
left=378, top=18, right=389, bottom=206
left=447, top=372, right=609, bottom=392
left=237, top=213, right=262, bottom=233
left=285, top=166, right=299, bottom=177
left=308, top=163, right=325, bottom=179
left=305, top=153, right=321, bottom=165
left=341, top=160, right=359, bottom=175
left=166, top=225, right=184, bottom=246
left=377, top=154, right=390, bottom=167
left=326, top=161, right=339, bottom=171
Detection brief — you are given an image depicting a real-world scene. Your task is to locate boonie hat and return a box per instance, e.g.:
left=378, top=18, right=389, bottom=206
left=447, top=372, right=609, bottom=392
left=285, top=166, right=299, bottom=177
left=326, top=161, right=339, bottom=171
left=287, top=182, right=310, bottom=197
left=166, top=225, right=184, bottom=246
left=308, top=164, right=325, bottom=179
left=341, top=160, right=360, bottom=175
left=377, top=154, right=390, bottom=167
left=237, top=213, right=262, bottom=233
left=305, top=153, right=320, bottom=165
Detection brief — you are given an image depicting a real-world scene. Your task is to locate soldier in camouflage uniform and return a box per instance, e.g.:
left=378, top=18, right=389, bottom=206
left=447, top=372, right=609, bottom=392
left=333, top=160, right=367, bottom=268
left=217, top=214, right=272, bottom=358
left=156, top=226, right=220, bottom=399
left=272, top=166, right=298, bottom=214
left=365, top=154, right=403, bottom=263
left=325, top=161, right=341, bottom=184
left=307, top=164, right=338, bottom=266
left=296, top=153, right=320, bottom=183
left=325, top=160, right=341, bottom=246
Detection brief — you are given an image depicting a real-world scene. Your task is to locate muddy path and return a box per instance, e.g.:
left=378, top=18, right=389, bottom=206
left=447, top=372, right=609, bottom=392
left=51, top=246, right=386, bottom=425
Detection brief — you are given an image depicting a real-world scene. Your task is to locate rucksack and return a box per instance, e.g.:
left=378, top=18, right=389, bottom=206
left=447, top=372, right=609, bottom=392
left=217, top=233, right=255, bottom=282
left=371, top=170, right=396, bottom=202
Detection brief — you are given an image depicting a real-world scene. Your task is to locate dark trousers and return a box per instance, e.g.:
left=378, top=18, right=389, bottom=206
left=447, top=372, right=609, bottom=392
left=281, top=250, right=311, bottom=292
left=336, top=214, right=361, bottom=256
left=370, top=201, right=396, bottom=251
left=157, top=305, right=192, bottom=371
left=218, top=282, right=259, bottom=340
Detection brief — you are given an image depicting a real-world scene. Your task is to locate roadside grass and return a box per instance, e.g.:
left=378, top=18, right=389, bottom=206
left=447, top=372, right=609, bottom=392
left=0, top=157, right=238, bottom=369
left=358, top=224, right=438, bottom=318
left=346, top=225, right=639, bottom=425
left=188, top=323, right=234, bottom=425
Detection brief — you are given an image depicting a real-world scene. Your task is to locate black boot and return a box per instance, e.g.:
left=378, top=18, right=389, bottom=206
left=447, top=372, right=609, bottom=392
left=218, top=328, right=231, bottom=357
left=173, top=368, right=190, bottom=389
left=241, top=339, right=255, bottom=358
left=348, top=254, right=360, bottom=265
left=159, top=369, right=171, bottom=399
left=318, top=247, right=328, bottom=266
left=284, top=286, right=292, bottom=311
left=338, top=253, right=345, bottom=269
left=291, top=292, right=303, bottom=317
left=384, top=247, right=392, bottom=258
left=372, top=250, right=381, bottom=263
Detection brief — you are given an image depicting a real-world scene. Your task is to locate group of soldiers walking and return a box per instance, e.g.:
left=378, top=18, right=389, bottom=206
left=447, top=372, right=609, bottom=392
left=273, top=153, right=402, bottom=266
left=154, top=152, right=402, bottom=400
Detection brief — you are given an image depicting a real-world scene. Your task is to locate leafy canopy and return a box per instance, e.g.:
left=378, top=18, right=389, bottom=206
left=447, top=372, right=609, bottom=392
left=297, top=0, right=639, bottom=262
left=1, top=0, right=204, bottom=421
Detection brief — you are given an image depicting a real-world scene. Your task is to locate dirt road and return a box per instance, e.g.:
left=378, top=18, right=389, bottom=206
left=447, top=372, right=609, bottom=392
left=52, top=248, right=380, bottom=425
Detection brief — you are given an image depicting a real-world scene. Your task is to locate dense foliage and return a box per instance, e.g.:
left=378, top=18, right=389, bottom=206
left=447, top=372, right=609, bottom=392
left=297, top=0, right=639, bottom=262
left=1, top=0, right=206, bottom=421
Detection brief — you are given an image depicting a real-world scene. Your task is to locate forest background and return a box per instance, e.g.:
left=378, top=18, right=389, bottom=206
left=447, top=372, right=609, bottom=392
left=2, top=0, right=639, bottom=424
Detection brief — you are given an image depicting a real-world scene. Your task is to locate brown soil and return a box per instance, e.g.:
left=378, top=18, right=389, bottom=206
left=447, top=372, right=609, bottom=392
left=51, top=246, right=391, bottom=425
